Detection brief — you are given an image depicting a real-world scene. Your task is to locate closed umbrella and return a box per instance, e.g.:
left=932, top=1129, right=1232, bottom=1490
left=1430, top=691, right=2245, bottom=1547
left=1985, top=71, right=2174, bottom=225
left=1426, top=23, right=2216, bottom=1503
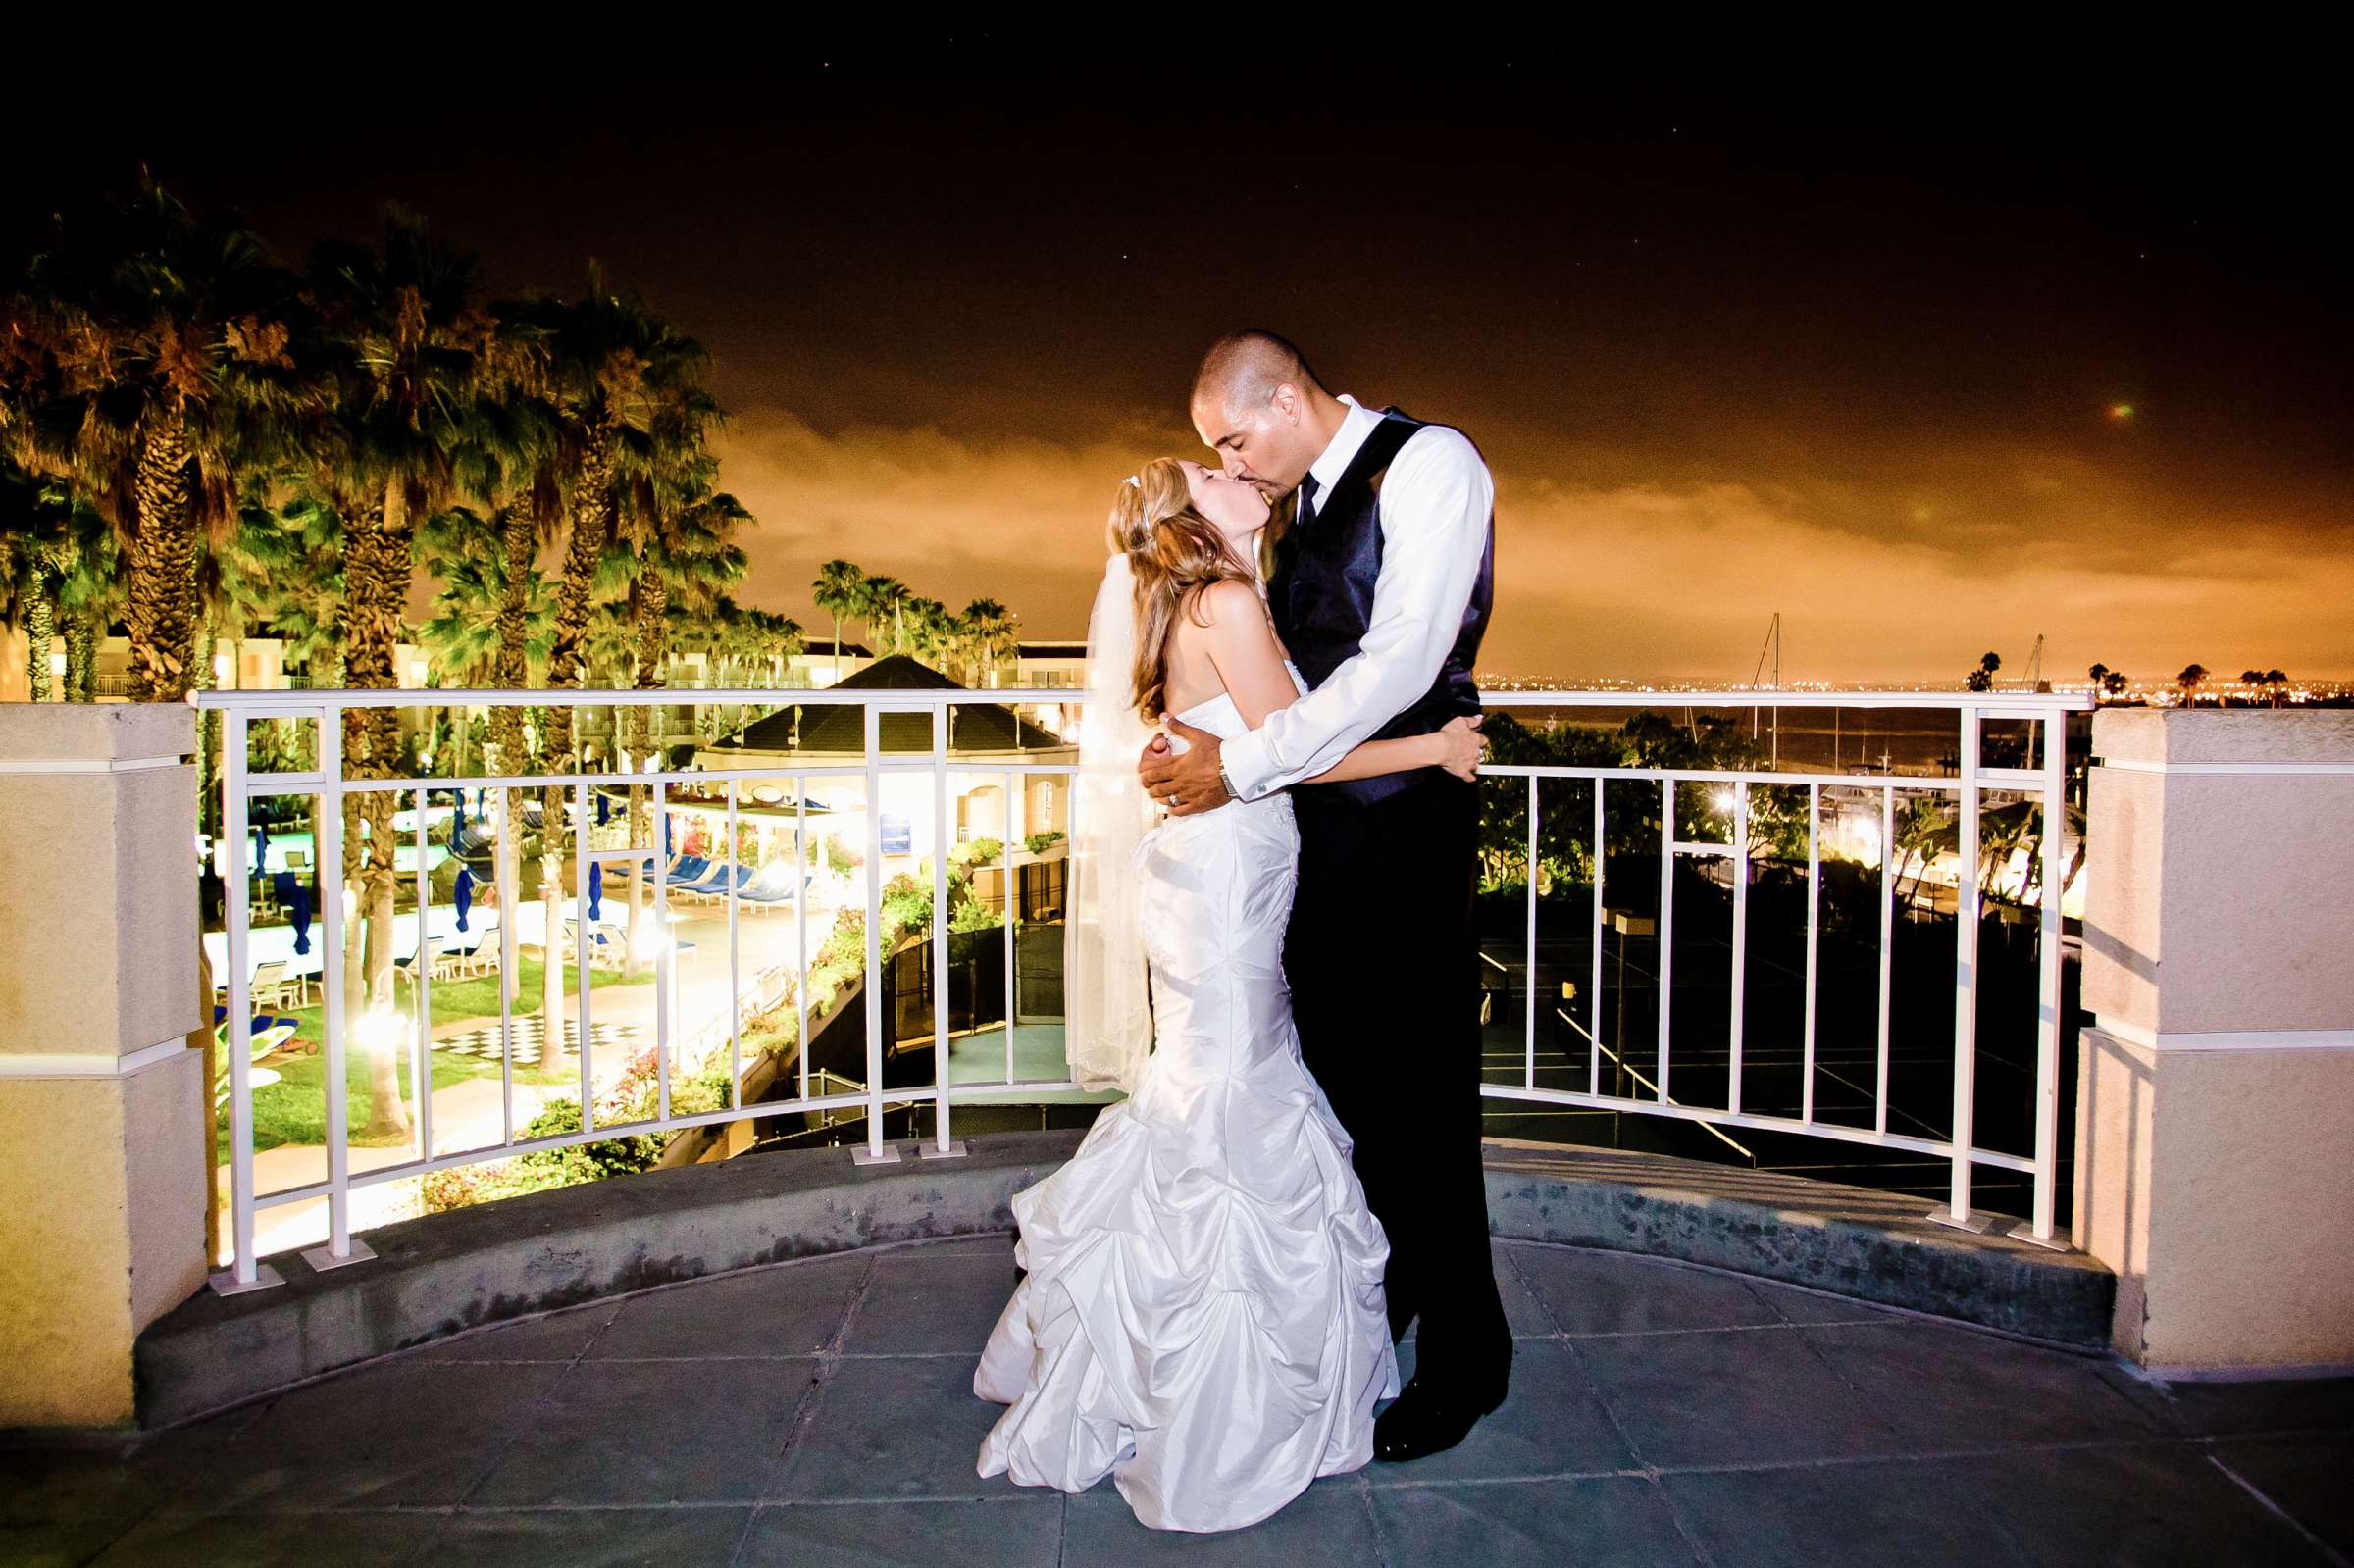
left=455, top=867, right=475, bottom=933
left=588, top=862, right=602, bottom=922
left=289, top=883, right=314, bottom=956
left=596, top=791, right=610, bottom=826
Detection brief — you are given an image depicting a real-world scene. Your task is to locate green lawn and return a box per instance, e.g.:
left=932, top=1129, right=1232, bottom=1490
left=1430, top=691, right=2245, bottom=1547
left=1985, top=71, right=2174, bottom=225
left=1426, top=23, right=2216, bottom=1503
left=216, top=959, right=637, bottom=1164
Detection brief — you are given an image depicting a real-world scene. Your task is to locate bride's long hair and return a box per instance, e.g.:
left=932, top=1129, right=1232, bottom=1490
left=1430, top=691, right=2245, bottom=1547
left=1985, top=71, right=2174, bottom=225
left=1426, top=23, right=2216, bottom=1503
left=1106, top=457, right=1257, bottom=723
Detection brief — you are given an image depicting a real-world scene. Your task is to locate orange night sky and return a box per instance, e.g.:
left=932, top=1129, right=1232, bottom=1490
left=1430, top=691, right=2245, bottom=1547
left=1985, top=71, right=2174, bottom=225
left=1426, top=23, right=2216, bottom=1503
left=14, top=50, right=2348, bottom=684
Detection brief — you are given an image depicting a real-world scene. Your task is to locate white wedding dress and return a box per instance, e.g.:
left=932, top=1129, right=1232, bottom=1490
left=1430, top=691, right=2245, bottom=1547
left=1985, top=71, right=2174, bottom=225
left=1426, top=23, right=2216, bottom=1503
left=972, top=674, right=1401, bottom=1533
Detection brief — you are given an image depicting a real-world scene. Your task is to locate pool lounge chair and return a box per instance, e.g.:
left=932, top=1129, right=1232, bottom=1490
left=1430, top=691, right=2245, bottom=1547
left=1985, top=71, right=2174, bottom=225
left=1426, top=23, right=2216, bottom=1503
left=677, top=863, right=756, bottom=903
left=661, top=854, right=714, bottom=888
left=736, top=867, right=812, bottom=913
left=249, top=960, right=304, bottom=1011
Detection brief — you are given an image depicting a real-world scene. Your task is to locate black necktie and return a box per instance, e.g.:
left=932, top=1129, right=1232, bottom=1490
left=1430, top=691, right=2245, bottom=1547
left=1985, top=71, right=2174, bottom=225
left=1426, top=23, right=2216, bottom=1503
left=1298, top=472, right=1321, bottom=523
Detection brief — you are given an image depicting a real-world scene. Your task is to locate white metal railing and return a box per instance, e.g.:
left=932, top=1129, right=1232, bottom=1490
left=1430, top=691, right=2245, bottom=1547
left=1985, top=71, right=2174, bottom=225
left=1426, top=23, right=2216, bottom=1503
left=194, top=684, right=2086, bottom=1290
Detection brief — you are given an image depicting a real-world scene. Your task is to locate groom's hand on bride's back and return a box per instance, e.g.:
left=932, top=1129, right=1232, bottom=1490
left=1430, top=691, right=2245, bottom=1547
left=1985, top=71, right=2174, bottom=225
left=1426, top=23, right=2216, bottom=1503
left=1137, top=719, right=1231, bottom=816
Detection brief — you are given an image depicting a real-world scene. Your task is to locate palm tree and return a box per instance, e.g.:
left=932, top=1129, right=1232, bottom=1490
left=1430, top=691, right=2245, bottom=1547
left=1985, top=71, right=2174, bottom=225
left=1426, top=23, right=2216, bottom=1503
left=293, top=211, right=494, bottom=1140
left=2176, top=664, right=2209, bottom=707
left=496, top=279, right=712, bottom=1032
left=813, top=559, right=863, bottom=662
left=419, top=505, right=552, bottom=688
left=1, top=175, right=302, bottom=702
left=2101, top=668, right=2128, bottom=702
left=2087, top=663, right=2111, bottom=704
left=53, top=505, right=118, bottom=703
left=0, top=459, right=71, bottom=699
left=961, top=596, right=1017, bottom=688
left=2265, top=668, right=2289, bottom=707
left=1965, top=651, right=2001, bottom=693
left=901, top=594, right=952, bottom=669
left=860, top=575, right=909, bottom=656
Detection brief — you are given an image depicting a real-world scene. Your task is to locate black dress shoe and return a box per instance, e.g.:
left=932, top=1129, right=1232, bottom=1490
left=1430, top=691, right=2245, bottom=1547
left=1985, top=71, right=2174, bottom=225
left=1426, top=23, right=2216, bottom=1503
left=1373, top=1375, right=1507, bottom=1462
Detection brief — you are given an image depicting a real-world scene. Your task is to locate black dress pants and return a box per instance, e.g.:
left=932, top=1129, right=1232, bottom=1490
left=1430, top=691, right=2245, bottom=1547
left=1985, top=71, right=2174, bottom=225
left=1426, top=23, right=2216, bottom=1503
left=1286, top=767, right=1512, bottom=1402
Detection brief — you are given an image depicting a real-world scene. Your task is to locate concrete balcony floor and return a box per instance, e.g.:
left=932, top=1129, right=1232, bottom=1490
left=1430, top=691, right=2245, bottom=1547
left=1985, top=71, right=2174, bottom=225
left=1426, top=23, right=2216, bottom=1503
left=9, top=1236, right=2351, bottom=1567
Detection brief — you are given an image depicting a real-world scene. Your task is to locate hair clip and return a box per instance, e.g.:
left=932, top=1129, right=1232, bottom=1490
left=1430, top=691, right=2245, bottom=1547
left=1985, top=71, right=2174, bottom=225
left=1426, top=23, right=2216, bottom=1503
left=1124, top=474, right=1140, bottom=488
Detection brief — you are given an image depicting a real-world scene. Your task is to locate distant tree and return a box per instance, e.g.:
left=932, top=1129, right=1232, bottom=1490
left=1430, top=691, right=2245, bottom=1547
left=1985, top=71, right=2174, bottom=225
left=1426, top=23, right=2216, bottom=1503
left=2101, top=669, right=2129, bottom=701
left=1965, top=651, right=2001, bottom=692
left=2265, top=668, right=2289, bottom=707
left=2176, top=664, right=2209, bottom=706
left=961, top=597, right=1018, bottom=687
left=2087, top=663, right=2111, bottom=703
left=813, top=559, right=862, bottom=660
left=861, top=575, right=909, bottom=655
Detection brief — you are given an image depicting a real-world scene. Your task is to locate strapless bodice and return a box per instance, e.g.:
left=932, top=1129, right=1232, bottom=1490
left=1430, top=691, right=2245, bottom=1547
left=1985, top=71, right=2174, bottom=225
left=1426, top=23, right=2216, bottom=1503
left=1167, top=660, right=1306, bottom=746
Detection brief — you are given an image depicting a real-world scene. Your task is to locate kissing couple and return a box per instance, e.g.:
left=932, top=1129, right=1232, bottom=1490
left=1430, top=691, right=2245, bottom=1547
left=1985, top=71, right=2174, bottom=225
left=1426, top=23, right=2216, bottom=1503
left=972, top=329, right=1510, bottom=1532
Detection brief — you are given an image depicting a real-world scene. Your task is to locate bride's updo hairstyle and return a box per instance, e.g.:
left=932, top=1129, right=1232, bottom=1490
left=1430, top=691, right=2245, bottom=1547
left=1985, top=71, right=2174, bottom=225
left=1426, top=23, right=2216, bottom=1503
left=1107, top=457, right=1256, bottom=723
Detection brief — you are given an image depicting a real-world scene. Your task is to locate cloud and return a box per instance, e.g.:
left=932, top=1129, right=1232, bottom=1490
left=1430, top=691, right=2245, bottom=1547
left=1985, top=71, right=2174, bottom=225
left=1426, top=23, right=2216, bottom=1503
left=712, top=406, right=2354, bottom=683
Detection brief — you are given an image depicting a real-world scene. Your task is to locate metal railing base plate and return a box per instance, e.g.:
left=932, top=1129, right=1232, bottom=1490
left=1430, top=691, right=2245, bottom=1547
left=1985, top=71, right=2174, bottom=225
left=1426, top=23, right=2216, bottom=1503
left=299, top=1238, right=379, bottom=1273
left=850, top=1142, right=904, bottom=1166
left=2003, top=1223, right=2075, bottom=1253
left=1926, top=1207, right=2000, bottom=1235
left=919, top=1139, right=970, bottom=1160
left=206, top=1264, right=284, bottom=1297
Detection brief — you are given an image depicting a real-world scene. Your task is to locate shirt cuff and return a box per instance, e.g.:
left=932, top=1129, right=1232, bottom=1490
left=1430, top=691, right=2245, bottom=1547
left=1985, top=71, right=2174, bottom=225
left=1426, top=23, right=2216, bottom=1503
left=1221, top=727, right=1274, bottom=802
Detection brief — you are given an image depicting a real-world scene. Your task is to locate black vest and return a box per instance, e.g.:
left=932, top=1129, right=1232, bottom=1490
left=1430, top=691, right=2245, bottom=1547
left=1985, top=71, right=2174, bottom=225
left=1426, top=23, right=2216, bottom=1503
left=1268, top=408, right=1496, bottom=806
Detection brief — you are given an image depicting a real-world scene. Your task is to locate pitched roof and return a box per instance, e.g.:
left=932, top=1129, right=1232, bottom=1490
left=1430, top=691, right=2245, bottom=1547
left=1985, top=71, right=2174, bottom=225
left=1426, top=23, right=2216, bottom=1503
left=707, top=655, right=1070, bottom=756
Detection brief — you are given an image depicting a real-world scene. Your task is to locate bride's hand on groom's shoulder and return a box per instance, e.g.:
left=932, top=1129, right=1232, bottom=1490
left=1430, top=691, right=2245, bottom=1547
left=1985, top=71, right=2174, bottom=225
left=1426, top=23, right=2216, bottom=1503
left=1435, top=715, right=1486, bottom=782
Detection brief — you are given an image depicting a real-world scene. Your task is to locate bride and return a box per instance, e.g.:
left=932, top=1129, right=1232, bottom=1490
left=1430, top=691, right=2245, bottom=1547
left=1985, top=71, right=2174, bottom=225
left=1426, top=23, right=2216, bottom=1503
left=972, top=458, right=1484, bottom=1533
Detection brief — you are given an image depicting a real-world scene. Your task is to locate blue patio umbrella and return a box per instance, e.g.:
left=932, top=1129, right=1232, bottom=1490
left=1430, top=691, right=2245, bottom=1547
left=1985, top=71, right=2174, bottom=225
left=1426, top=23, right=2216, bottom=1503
left=454, top=867, right=475, bottom=932
left=288, top=883, right=313, bottom=956
left=254, top=815, right=271, bottom=871
left=588, top=862, right=602, bottom=922
left=596, top=791, right=610, bottom=826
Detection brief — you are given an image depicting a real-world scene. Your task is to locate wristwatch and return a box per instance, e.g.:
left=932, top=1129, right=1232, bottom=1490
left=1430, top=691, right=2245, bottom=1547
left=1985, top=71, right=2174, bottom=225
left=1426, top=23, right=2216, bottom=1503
left=1217, top=762, right=1241, bottom=802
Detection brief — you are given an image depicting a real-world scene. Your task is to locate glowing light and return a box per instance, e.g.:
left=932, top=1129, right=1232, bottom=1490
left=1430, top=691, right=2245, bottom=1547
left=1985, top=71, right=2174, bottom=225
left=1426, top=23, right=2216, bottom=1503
left=353, top=1007, right=410, bottom=1055
left=1713, top=787, right=1739, bottom=814
left=2108, top=403, right=2134, bottom=422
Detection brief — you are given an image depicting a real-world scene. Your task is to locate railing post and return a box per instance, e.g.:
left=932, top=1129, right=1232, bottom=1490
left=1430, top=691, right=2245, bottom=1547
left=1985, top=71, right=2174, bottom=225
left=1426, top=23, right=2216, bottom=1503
left=1875, top=785, right=1894, bottom=1136
left=1657, top=777, right=1675, bottom=1103
left=852, top=703, right=899, bottom=1164
left=217, top=709, right=271, bottom=1291
left=1933, top=706, right=1992, bottom=1232
left=1588, top=781, right=1603, bottom=1097
left=1803, top=781, right=1819, bottom=1124
left=1523, top=776, right=1538, bottom=1089
left=574, top=777, right=592, bottom=1133
left=412, top=784, right=433, bottom=1166
left=1728, top=782, right=1748, bottom=1116
left=302, top=702, right=373, bottom=1270
left=2028, top=715, right=2067, bottom=1244
left=925, top=701, right=966, bottom=1158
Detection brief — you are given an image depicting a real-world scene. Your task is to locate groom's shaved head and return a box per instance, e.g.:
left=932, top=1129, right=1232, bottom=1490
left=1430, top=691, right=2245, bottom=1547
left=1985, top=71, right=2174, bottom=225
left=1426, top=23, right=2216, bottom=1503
left=1193, top=330, right=1323, bottom=409
left=1191, top=329, right=1345, bottom=496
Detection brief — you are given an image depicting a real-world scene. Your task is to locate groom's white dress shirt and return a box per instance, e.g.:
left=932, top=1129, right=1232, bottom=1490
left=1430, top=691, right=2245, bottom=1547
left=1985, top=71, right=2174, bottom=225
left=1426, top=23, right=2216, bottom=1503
left=1220, top=393, right=1495, bottom=802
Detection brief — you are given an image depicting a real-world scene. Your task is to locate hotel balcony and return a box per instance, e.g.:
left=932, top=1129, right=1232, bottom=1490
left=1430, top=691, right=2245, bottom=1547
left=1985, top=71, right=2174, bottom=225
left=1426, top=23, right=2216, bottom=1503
left=2, top=687, right=2348, bottom=1566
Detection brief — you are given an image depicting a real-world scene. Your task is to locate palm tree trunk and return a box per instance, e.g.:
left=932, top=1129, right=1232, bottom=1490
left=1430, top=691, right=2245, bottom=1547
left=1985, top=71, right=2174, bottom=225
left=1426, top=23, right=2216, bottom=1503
left=342, top=483, right=417, bottom=1141
left=65, top=609, right=97, bottom=701
left=490, top=507, right=535, bottom=1008
left=128, top=404, right=200, bottom=702
left=24, top=572, right=54, bottom=702
left=542, top=422, right=616, bottom=1051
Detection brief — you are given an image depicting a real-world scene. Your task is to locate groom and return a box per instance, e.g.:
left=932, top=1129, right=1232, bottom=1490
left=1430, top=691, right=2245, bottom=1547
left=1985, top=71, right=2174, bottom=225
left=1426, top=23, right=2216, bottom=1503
left=1140, top=330, right=1510, bottom=1460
